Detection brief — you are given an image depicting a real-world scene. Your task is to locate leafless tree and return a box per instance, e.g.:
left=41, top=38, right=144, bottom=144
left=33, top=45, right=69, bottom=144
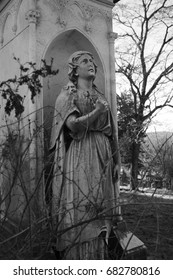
left=114, top=0, right=173, bottom=189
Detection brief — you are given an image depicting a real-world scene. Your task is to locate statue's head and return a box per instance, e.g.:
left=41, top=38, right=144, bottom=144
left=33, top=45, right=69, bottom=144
left=68, top=51, right=97, bottom=84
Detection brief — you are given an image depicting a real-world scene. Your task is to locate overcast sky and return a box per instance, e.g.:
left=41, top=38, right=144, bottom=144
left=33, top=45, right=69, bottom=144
left=113, top=0, right=173, bottom=133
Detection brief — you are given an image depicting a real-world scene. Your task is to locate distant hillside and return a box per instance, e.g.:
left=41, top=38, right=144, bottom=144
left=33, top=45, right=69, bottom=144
left=145, top=131, right=173, bottom=151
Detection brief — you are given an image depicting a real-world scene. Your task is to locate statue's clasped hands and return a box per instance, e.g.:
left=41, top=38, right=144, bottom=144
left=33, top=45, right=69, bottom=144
left=95, top=98, right=109, bottom=113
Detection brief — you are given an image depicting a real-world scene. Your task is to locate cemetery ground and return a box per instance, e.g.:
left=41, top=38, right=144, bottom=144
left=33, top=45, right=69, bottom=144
left=120, top=188, right=173, bottom=259
left=1, top=187, right=173, bottom=260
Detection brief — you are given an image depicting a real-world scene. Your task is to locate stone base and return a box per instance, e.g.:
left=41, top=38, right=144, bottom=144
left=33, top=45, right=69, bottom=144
left=108, top=221, right=147, bottom=260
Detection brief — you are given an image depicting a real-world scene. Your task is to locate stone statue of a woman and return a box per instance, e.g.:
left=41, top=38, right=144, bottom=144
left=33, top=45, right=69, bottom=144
left=50, top=51, right=121, bottom=259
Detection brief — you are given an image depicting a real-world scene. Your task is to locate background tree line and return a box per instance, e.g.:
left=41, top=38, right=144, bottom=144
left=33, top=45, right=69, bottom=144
left=114, top=0, right=173, bottom=189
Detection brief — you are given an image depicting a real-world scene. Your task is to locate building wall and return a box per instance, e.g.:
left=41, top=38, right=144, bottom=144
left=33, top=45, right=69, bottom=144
left=0, top=0, right=30, bottom=136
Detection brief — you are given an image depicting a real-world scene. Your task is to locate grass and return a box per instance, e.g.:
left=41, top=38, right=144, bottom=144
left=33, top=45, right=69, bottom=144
left=121, top=190, right=173, bottom=259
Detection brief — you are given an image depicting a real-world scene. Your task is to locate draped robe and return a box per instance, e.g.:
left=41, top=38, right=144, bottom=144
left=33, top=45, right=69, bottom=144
left=50, top=82, right=120, bottom=259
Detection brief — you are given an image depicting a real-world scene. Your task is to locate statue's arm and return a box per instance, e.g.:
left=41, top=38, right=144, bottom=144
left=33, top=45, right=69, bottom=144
left=65, top=108, right=101, bottom=133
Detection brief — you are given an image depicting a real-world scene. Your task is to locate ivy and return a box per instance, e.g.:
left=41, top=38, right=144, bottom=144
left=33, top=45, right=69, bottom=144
left=0, top=57, right=59, bottom=118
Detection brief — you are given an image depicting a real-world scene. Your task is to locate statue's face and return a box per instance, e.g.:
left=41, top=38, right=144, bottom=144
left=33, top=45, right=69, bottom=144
left=76, top=54, right=96, bottom=80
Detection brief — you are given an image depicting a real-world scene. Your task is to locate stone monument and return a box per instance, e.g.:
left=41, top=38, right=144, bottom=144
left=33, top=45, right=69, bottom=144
left=0, top=0, right=119, bottom=223
left=0, top=0, right=147, bottom=260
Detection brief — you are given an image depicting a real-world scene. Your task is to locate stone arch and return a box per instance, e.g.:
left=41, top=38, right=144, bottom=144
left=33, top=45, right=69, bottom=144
left=0, top=12, right=11, bottom=46
left=0, top=0, right=24, bottom=46
left=42, top=28, right=106, bottom=149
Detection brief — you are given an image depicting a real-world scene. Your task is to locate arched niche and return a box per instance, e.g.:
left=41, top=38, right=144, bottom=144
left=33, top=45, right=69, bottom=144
left=43, top=29, right=105, bottom=149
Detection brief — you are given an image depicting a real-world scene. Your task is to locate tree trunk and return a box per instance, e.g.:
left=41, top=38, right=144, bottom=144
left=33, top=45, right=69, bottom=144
left=170, top=177, right=173, bottom=191
left=130, top=142, right=140, bottom=190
